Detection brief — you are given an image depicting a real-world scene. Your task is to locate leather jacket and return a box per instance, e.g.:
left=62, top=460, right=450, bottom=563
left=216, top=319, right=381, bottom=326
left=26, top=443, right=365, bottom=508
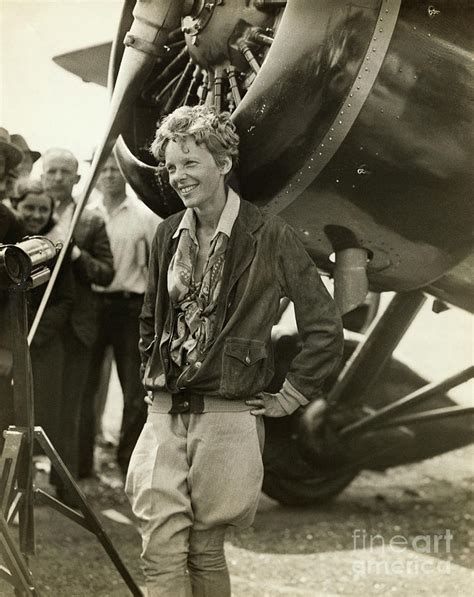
left=139, top=198, right=343, bottom=402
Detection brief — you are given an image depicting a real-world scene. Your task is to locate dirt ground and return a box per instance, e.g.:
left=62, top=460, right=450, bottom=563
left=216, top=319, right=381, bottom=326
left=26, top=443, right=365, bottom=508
left=1, top=441, right=473, bottom=597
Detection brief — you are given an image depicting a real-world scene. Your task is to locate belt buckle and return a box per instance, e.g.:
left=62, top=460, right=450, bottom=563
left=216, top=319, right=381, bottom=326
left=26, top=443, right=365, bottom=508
left=169, top=392, right=191, bottom=414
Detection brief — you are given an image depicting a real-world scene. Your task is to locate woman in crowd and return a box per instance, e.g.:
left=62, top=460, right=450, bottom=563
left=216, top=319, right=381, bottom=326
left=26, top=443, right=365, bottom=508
left=126, top=105, right=343, bottom=597
left=15, top=179, right=74, bottom=449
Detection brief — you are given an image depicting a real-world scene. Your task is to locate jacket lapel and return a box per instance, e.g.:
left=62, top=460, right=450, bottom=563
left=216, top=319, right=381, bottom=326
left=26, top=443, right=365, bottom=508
left=222, top=199, right=263, bottom=296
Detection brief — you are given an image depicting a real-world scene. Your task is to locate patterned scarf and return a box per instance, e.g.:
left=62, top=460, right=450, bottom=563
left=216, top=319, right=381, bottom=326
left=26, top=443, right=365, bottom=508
left=167, top=227, right=228, bottom=367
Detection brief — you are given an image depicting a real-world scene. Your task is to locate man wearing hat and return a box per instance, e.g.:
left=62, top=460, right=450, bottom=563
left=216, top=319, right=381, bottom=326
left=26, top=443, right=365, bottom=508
left=0, top=127, right=26, bottom=446
left=0, top=127, right=23, bottom=203
left=11, top=134, right=41, bottom=178
left=1, top=131, right=41, bottom=205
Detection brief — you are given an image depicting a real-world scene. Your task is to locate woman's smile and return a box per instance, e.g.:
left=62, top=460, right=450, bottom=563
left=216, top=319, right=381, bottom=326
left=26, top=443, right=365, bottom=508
left=178, top=183, right=199, bottom=197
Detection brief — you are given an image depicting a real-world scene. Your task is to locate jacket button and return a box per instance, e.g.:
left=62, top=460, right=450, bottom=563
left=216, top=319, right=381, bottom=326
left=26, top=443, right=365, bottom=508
left=195, top=361, right=202, bottom=369
left=182, top=401, right=189, bottom=408
left=245, top=356, right=251, bottom=364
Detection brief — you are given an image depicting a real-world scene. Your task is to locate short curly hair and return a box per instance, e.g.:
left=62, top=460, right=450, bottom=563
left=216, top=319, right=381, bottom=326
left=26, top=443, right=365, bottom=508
left=150, top=105, right=239, bottom=170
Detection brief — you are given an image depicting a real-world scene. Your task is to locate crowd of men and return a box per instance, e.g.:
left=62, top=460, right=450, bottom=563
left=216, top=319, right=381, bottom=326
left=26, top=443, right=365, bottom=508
left=0, top=127, right=160, bottom=505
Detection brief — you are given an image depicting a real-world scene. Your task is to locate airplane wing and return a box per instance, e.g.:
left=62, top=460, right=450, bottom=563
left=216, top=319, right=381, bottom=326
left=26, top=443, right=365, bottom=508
left=52, top=42, right=112, bottom=87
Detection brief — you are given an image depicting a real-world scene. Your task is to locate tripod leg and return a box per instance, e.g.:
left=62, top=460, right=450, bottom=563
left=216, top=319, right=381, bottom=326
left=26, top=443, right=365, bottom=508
left=0, top=513, right=41, bottom=596
left=35, top=427, right=142, bottom=596
left=0, top=430, right=24, bottom=518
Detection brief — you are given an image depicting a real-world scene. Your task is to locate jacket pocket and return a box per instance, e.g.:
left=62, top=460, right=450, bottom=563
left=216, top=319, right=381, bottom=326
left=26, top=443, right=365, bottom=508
left=221, top=337, right=268, bottom=398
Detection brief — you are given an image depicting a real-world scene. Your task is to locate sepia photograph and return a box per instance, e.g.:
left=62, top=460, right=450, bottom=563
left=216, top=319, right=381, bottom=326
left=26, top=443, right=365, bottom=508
left=1, top=1, right=473, bottom=595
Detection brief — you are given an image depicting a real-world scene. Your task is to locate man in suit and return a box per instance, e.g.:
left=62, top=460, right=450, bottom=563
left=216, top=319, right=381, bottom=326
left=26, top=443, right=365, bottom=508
left=41, top=148, right=114, bottom=496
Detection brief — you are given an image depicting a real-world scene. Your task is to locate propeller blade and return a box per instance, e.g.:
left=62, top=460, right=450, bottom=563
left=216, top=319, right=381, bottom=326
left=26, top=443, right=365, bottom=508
left=29, top=0, right=186, bottom=344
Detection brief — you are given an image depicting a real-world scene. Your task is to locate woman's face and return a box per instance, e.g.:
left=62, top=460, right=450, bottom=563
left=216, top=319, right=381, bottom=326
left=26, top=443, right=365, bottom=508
left=17, top=193, right=53, bottom=235
left=164, top=136, right=231, bottom=213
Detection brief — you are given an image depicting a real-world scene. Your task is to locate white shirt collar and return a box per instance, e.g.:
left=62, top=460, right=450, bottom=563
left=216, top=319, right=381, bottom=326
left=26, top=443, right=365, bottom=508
left=172, top=187, right=241, bottom=242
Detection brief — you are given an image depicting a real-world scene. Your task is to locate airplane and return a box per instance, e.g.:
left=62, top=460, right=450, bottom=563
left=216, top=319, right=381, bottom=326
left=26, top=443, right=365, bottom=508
left=51, top=0, right=473, bottom=505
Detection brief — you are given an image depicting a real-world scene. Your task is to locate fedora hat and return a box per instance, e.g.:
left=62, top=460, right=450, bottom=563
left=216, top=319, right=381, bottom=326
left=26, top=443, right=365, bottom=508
left=10, top=134, right=41, bottom=163
left=0, top=127, right=23, bottom=169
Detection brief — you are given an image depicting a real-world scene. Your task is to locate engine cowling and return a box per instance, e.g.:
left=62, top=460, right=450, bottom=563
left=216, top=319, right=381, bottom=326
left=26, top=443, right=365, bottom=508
left=112, top=0, right=474, bottom=299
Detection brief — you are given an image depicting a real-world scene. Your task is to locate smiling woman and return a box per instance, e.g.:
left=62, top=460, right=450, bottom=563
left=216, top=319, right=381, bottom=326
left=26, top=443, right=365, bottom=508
left=15, top=179, right=56, bottom=235
left=12, top=179, right=76, bottom=469
left=125, top=104, right=343, bottom=596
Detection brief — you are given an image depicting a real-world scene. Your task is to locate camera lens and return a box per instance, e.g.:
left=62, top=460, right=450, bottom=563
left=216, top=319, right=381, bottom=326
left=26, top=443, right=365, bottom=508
left=4, top=247, right=30, bottom=285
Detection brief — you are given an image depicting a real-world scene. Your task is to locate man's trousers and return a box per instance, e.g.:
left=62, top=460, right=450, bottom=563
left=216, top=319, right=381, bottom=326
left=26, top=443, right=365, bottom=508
left=79, top=292, right=147, bottom=477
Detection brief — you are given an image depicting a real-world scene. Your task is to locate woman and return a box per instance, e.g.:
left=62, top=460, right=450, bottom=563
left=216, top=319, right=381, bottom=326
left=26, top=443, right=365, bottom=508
left=126, top=106, right=343, bottom=597
left=15, top=179, right=74, bottom=450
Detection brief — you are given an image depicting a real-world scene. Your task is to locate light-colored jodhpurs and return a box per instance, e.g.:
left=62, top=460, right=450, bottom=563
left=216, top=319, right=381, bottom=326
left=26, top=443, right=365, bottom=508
left=125, top=404, right=265, bottom=596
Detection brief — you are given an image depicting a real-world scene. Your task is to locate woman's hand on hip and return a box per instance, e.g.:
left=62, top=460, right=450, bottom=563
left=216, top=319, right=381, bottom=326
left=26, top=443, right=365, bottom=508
left=246, top=393, right=288, bottom=417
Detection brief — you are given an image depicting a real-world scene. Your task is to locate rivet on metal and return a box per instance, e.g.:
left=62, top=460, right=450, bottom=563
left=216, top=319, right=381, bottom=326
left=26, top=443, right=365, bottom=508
left=348, top=103, right=352, bottom=107
left=338, top=120, right=343, bottom=125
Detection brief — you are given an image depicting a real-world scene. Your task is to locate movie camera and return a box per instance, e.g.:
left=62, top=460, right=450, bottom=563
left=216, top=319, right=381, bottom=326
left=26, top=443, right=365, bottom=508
left=0, top=236, right=58, bottom=290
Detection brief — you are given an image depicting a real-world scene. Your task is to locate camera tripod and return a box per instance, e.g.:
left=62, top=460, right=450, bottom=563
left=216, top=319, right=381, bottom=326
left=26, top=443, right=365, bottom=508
left=0, top=279, right=142, bottom=595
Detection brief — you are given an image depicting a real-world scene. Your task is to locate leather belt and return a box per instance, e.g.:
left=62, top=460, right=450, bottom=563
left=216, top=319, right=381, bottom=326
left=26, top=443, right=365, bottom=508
left=150, top=390, right=252, bottom=414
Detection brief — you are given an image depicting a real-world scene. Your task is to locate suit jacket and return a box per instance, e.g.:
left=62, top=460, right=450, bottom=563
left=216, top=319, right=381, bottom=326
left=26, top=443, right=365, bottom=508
left=69, top=208, right=114, bottom=346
